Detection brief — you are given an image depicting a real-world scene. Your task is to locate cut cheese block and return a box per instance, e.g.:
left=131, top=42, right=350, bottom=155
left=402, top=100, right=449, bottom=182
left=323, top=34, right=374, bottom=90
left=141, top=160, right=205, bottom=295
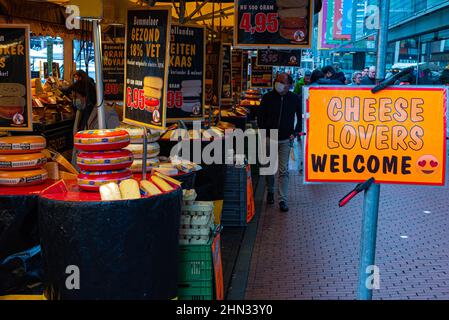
left=154, top=171, right=182, bottom=187
left=0, top=168, right=48, bottom=187
left=74, top=129, right=130, bottom=151
left=44, top=162, right=59, bottom=180
left=0, top=152, right=47, bottom=170
left=77, top=149, right=133, bottom=171
left=60, top=171, right=78, bottom=180
left=100, top=182, right=122, bottom=201
left=121, top=127, right=160, bottom=144
left=130, top=157, right=160, bottom=173
left=151, top=175, right=174, bottom=192
left=152, top=167, right=179, bottom=176
left=0, top=136, right=46, bottom=154
left=77, top=169, right=133, bottom=191
left=140, top=180, right=162, bottom=196
left=119, top=179, right=141, bottom=200
left=124, top=142, right=160, bottom=159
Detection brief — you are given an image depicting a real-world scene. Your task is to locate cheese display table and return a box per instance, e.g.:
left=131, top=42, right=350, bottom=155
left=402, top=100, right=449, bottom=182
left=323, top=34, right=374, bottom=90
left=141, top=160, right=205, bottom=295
left=38, top=180, right=182, bottom=300
left=0, top=180, right=56, bottom=261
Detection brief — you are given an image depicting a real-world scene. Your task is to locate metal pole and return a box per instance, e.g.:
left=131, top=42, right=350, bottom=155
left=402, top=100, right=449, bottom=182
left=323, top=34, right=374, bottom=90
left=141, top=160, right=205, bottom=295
left=375, top=0, right=390, bottom=83
left=358, top=183, right=380, bottom=300
left=93, top=19, right=106, bottom=129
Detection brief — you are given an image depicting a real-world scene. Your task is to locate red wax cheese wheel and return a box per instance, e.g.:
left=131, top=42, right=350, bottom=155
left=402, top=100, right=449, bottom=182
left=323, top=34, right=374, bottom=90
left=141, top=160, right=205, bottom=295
left=0, top=168, right=48, bottom=187
left=77, top=150, right=134, bottom=171
left=0, top=136, right=46, bottom=154
left=0, top=152, right=47, bottom=171
left=77, top=169, right=133, bottom=191
left=74, top=129, right=130, bottom=151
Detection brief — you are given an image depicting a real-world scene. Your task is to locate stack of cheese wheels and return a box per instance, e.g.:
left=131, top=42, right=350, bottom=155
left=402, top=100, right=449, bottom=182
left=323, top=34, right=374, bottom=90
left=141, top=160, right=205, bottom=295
left=74, top=129, right=133, bottom=191
left=122, top=127, right=161, bottom=173
left=0, top=135, right=48, bottom=187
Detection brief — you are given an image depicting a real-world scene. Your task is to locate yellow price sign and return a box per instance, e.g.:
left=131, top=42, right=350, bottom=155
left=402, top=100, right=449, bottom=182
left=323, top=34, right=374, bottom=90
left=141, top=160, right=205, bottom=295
left=304, top=86, right=447, bottom=186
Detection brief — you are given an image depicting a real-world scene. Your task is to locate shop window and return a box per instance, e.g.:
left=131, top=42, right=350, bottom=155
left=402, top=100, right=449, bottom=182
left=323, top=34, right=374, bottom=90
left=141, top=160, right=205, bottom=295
left=30, top=36, right=64, bottom=79
left=73, top=39, right=96, bottom=81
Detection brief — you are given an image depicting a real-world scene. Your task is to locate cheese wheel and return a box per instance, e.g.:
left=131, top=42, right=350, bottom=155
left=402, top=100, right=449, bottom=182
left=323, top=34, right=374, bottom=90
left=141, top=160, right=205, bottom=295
left=0, top=136, right=46, bottom=154
left=77, top=169, right=133, bottom=191
left=77, top=149, right=134, bottom=171
left=121, top=128, right=160, bottom=144
left=124, top=142, right=160, bottom=159
left=74, top=129, right=130, bottom=151
left=130, top=157, right=160, bottom=173
left=0, top=152, right=47, bottom=170
left=152, top=167, right=179, bottom=176
left=0, top=168, right=48, bottom=187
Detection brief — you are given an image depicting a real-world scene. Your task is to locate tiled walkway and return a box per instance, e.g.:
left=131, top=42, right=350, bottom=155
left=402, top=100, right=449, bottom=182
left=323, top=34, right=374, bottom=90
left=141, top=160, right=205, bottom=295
left=245, top=170, right=449, bottom=300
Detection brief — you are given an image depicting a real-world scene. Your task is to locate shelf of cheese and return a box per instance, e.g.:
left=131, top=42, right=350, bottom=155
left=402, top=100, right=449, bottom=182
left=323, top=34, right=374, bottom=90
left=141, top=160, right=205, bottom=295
left=77, top=149, right=134, bottom=171
left=0, top=152, right=47, bottom=171
left=0, top=136, right=46, bottom=154
left=0, top=135, right=49, bottom=187
left=99, top=172, right=181, bottom=201
left=74, top=129, right=131, bottom=151
left=0, top=169, right=48, bottom=187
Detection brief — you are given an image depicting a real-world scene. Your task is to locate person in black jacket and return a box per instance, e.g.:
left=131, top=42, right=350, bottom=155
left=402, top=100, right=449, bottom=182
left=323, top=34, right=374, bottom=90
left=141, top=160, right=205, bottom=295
left=257, top=73, right=302, bottom=212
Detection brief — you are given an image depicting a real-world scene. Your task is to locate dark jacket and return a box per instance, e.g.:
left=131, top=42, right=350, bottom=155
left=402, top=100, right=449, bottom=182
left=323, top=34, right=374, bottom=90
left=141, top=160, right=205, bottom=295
left=257, top=90, right=302, bottom=140
left=361, top=76, right=376, bottom=85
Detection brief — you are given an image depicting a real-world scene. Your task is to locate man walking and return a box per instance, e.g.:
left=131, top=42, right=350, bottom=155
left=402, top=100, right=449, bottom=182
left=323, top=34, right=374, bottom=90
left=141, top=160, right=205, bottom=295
left=258, top=73, right=302, bottom=212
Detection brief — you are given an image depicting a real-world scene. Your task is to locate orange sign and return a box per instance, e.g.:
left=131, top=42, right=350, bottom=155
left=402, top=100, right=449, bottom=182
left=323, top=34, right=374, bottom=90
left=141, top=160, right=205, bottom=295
left=304, top=86, right=447, bottom=186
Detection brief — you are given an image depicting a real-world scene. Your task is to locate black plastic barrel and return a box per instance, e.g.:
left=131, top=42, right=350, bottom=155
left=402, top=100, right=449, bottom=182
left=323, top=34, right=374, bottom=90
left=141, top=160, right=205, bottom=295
left=38, top=188, right=182, bottom=300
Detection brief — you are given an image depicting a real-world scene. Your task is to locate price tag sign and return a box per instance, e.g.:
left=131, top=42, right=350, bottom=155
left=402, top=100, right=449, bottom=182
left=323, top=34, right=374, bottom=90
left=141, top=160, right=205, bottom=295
left=234, top=0, right=313, bottom=48
left=124, top=7, right=171, bottom=130
left=0, top=25, right=32, bottom=131
left=103, top=43, right=125, bottom=101
left=257, top=49, right=301, bottom=66
left=166, top=24, right=205, bottom=122
left=250, top=57, right=273, bottom=89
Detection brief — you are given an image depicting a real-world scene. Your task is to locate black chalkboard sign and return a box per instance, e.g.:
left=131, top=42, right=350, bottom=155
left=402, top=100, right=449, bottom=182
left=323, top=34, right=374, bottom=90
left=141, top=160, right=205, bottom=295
left=123, top=8, right=171, bottom=130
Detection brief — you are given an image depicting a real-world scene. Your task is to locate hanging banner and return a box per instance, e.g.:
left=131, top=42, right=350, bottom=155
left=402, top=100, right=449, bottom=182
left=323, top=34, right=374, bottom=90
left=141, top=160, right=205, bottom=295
left=234, top=0, right=313, bottom=48
left=341, top=0, right=353, bottom=36
left=257, top=49, right=301, bottom=67
left=124, top=8, right=171, bottom=130
left=250, top=57, right=273, bottom=89
left=166, top=24, right=205, bottom=122
left=232, top=49, right=243, bottom=97
left=304, top=86, right=447, bottom=186
left=221, top=43, right=233, bottom=104
left=0, top=25, right=32, bottom=131
left=103, top=43, right=125, bottom=101
left=333, top=0, right=351, bottom=40
left=205, top=42, right=221, bottom=106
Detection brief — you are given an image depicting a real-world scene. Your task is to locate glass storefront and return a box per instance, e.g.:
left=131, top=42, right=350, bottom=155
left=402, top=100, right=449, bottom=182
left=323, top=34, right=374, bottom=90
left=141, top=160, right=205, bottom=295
left=30, top=36, right=64, bottom=79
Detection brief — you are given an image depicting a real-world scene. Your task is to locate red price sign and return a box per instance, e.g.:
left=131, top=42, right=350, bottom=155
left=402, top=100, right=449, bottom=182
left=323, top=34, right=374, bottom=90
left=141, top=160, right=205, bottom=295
left=105, top=83, right=120, bottom=95
left=167, top=90, right=183, bottom=109
left=239, top=12, right=279, bottom=35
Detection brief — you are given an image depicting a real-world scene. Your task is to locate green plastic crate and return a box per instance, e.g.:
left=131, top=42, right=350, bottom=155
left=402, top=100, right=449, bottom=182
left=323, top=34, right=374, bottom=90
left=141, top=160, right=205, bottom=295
left=178, top=238, right=213, bottom=282
left=178, top=280, right=213, bottom=300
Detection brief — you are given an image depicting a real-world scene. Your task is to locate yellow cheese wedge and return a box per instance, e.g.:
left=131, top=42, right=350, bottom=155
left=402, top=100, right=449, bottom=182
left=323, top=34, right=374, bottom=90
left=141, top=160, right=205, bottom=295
left=154, top=171, right=182, bottom=187
left=140, top=180, right=162, bottom=196
left=151, top=175, right=174, bottom=192
left=59, top=171, right=78, bottom=180
left=100, top=182, right=122, bottom=201
left=152, top=167, right=179, bottom=176
left=119, top=179, right=141, bottom=200
left=44, top=162, right=59, bottom=180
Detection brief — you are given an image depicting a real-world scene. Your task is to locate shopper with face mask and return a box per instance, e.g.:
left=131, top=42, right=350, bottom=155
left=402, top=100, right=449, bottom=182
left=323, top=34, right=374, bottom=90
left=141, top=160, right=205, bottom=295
left=257, top=73, right=302, bottom=212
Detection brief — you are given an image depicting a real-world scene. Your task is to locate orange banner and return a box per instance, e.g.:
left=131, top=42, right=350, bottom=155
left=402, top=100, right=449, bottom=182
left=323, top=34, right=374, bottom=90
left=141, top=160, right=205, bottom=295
left=305, top=86, right=447, bottom=186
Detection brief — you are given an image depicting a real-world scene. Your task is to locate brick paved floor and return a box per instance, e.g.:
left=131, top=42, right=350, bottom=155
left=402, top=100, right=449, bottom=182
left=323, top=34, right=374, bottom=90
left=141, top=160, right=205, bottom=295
left=245, top=170, right=449, bottom=300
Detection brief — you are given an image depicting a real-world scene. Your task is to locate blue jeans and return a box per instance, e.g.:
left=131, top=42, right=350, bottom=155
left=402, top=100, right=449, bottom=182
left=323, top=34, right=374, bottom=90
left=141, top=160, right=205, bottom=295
left=266, top=139, right=293, bottom=203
